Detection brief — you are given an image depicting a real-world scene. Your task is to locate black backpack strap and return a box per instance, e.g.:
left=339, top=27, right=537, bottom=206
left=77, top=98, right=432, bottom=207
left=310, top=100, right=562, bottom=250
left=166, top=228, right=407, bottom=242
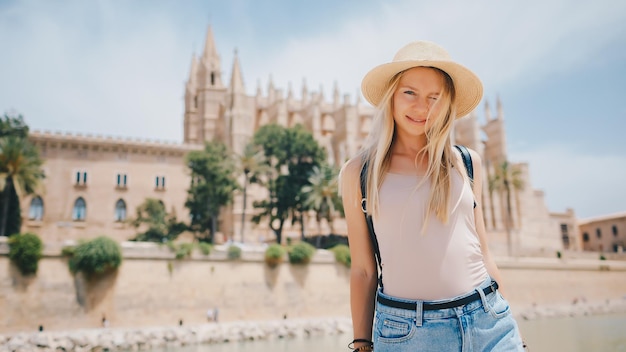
left=359, top=162, right=384, bottom=289
left=454, top=145, right=476, bottom=208
left=454, top=145, right=473, bottom=181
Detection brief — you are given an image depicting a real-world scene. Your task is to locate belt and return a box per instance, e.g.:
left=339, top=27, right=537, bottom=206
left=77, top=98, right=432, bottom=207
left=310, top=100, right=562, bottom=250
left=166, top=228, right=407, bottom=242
left=377, top=281, right=499, bottom=311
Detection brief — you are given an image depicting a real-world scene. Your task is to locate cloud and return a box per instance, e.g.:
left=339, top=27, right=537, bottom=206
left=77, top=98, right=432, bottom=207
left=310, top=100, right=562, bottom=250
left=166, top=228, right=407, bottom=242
left=248, top=0, right=626, bottom=100
left=510, top=144, right=626, bottom=219
left=1, top=0, right=624, bottom=220
left=2, top=0, right=625, bottom=141
left=0, top=0, right=192, bottom=141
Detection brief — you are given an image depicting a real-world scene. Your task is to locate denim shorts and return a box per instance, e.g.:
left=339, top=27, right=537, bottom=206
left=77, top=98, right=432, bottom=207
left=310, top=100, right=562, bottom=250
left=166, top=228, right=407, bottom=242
left=373, top=277, right=524, bottom=351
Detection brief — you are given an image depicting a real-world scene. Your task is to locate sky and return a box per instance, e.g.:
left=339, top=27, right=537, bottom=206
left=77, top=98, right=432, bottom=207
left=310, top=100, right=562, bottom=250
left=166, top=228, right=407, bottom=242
left=1, top=0, right=625, bottom=220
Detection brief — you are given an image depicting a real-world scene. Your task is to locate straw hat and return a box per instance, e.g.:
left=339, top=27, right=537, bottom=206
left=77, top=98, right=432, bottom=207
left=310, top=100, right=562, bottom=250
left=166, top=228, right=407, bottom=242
left=361, top=41, right=483, bottom=118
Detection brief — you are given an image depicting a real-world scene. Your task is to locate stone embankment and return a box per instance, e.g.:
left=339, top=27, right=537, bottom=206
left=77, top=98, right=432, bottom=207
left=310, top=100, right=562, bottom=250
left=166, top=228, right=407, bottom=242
left=0, top=317, right=352, bottom=352
left=515, top=296, right=626, bottom=320
left=3, top=298, right=626, bottom=352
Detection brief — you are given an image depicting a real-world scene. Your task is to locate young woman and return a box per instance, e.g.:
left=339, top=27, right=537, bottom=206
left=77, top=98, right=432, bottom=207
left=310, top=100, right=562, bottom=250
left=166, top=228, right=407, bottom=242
left=340, top=41, right=525, bottom=351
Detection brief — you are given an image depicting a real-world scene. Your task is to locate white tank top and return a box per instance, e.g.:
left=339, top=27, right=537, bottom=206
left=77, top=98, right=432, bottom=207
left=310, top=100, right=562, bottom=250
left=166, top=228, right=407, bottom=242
left=374, top=170, right=489, bottom=300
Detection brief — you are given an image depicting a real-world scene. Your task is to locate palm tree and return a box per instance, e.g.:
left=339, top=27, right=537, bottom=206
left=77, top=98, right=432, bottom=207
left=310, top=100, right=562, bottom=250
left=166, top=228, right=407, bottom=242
left=0, top=136, right=45, bottom=237
left=490, top=160, right=524, bottom=257
left=301, top=164, right=342, bottom=248
left=235, top=143, right=269, bottom=243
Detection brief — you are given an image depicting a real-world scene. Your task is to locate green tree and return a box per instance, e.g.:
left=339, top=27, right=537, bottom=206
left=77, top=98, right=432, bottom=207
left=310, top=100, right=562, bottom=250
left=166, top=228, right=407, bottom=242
left=5, top=182, right=21, bottom=237
left=0, top=136, right=45, bottom=237
left=235, top=143, right=269, bottom=243
left=490, top=160, right=524, bottom=257
left=185, top=141, right=239, bottom=243
left=301, top=163, right=343, bottom=247
left=0, top=113, right=29, bottom=139
left=251, top=124, right=325, bottom=245
left=129, top=198, right=186, bottom=242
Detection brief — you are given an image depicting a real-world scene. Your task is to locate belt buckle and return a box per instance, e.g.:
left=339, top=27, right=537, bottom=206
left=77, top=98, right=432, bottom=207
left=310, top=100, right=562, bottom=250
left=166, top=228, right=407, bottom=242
left=489, top=281, right=496, bottom=294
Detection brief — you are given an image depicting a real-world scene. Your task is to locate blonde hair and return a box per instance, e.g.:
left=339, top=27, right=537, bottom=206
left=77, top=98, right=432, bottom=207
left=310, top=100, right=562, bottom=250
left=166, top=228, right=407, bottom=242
left=357, top=67, right=463, bottom=230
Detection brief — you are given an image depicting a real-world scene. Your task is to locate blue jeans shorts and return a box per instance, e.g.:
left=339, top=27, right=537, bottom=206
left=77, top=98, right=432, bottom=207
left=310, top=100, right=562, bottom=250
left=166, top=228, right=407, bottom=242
left=373, top=277, right=525, bottom=351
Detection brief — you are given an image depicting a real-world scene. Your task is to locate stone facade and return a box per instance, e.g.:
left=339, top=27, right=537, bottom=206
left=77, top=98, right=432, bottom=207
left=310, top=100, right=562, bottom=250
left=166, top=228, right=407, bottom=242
left=21, top=26, right=574, bottom=254
left=22, top=132, right=199, bottom=243
left=579, top=211, right=626, bottom=253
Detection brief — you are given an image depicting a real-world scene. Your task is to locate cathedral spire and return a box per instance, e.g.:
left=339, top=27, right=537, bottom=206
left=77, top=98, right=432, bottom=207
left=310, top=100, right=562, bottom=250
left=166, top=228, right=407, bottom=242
left=186, top=54, right=198, bottom=90
left=229, top=48, right=245, bottom=94
left=496, top=94, right=504, bottom=120
left=484, top=100, right=492, bottom=121
left=256, top=79, right=262, bottom=97
left=202, top=26, right=219, bottom=63
left=199, top=25, right=223, bottom=88
left=287, top=81, right=294, bottom=100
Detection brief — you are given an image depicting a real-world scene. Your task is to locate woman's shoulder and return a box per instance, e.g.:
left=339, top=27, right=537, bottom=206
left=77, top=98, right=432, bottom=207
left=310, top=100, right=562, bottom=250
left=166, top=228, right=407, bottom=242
left=340, top=156, right=365, bottom=181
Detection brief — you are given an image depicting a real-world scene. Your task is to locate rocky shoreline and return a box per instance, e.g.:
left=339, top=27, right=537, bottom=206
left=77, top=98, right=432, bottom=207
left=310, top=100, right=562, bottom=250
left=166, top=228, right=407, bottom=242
left=2, top=298, right=626, bottom=352
left=0, top=317, right=352, bottom=352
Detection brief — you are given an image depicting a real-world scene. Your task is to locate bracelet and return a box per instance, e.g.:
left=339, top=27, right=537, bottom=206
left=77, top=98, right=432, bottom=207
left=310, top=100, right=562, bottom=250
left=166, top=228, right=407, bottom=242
left=348, top=338, right=373, bottom=351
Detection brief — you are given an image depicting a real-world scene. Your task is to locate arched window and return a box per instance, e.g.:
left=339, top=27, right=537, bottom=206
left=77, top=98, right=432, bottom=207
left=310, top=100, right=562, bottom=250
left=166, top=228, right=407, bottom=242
left=73, top=197, right=86, bottom=221
left=115, top=199, right=127, bottom=222
left=29, top=196, right=44, bottom=221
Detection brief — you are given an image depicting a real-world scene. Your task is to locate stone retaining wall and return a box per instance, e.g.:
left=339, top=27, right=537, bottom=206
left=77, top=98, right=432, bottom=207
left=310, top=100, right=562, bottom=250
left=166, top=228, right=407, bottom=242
left=1, top=243, right=625, bottom=336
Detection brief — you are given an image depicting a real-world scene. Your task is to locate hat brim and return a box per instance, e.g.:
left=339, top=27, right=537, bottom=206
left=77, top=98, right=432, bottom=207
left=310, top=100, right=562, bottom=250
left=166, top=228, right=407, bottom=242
left=361, top=60, right=483, bottom=118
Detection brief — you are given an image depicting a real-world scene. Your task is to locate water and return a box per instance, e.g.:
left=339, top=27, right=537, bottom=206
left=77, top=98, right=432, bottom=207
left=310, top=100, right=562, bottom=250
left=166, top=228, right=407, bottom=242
left=517, top=314, right=626, bottom=352
left=152, top=314, right=626, bottom=352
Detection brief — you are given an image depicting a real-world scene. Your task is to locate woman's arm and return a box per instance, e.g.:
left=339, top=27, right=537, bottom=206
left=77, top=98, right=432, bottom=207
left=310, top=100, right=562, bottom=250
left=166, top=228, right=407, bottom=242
left=340, top=158, right=379, bottom=348
left=467, top=149, right=508, bottom=297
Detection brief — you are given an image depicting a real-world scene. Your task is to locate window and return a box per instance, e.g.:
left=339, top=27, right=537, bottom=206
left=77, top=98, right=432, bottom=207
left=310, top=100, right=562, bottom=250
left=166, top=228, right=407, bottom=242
left=116, top=173, right=128, bottom=188
left=613, top=225, right=618, bottom=236
left=29, top=196, right=44, bottom=221
left=561, top=224, right=570, bottom=249
left=75, top=171, right=87, bottom=186
left=72, top=197, right=86, bottom=221
left=596, top=228, right=602, bottom=239
left=583, top=233, right=589, bottom=242
left=115, top=199, right=127, bottom=222
left=155, top=176, right=166, bottom=190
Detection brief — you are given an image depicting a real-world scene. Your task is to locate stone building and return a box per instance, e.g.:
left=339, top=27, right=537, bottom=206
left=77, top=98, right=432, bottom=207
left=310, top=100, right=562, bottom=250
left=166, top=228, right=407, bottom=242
left=579, top=211, right=626, bottom=253
left=20, top=26, right=571, bottom=255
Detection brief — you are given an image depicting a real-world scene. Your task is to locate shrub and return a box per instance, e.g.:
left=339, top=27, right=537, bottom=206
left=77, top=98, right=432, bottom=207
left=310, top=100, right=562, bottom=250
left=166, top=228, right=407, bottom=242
left=264, top=244, right=285, bottom=267
left=8, top=233, right=43, bottom=276
left=68, top=236, right=122, bottom=278
left=556, top=251, right=562, bottom=259
left=227, top=245, right=242, bottom=260
left=175, top=242, right=195, bottom=259
left=330, top=244, right=351, bottom=268
left=599, top=254, right=606, bottom=261
left=288, top=242, right=316, bottom=264
left=61, top=245, right=76, bottom=257
left=197, top=242, right=212, bottom=256
left=303, top=234, right=349, bottom=249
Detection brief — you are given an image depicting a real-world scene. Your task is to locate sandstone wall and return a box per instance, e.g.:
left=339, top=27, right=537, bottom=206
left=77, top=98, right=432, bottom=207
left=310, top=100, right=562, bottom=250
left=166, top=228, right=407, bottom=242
left=1, top=253, right=625, bottom=334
